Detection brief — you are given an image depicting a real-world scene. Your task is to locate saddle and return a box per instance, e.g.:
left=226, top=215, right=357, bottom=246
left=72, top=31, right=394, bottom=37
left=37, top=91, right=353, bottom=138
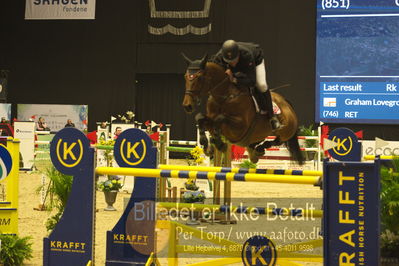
left=230, top=88, right=281, bottom=147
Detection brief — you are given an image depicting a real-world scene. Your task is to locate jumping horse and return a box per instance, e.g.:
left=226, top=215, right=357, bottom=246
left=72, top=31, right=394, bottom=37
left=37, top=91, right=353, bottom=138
left=182, top=54, right=304, bottom=165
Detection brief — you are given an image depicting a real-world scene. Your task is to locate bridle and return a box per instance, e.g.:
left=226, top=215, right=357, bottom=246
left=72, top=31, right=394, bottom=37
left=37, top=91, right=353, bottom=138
left=184, top=68, right=208, bottom=98
left=184, top=67, right=246, bottom=105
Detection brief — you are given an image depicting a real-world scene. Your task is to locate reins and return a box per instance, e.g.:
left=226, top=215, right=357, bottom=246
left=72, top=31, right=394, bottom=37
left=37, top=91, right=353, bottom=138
left=184, top=64, right=250, bottom=105
left=208, top=76, right=250, bottom=104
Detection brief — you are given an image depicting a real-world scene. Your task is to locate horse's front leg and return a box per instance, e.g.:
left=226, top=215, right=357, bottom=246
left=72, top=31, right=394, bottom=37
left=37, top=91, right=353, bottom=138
left=210, top=114, right=226, bottom=151
left=210, top=114, right=245, bottom=152
left=210, top=134, right=226, bottom=152
left=195, top=113, right=214, bottom=156
left=210, top=114, right=231, bottom=152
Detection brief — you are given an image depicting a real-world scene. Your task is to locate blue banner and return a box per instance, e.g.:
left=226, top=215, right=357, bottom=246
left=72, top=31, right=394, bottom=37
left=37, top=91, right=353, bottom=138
left=106, top=128, right=157, bottom=265
left=316, top=0, right=399, bottom=124
left=323, top=160, right=380, bottom=265
left=44, top=128, right=95, bottom=266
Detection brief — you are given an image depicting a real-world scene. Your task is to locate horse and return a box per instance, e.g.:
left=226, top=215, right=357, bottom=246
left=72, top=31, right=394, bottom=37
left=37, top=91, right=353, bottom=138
left=181, top=54, right=304, bottom=165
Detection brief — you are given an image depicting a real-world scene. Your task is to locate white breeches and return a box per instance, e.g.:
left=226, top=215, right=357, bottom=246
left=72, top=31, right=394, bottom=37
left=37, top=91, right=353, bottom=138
left=255, top=60, right=269, bottom=92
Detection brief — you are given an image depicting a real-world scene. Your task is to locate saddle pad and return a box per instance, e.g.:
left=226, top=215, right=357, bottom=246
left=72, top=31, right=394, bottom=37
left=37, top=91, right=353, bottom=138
left=251, top=95, right=282, bottom=115
left=273, top=102, right=281, bottom=114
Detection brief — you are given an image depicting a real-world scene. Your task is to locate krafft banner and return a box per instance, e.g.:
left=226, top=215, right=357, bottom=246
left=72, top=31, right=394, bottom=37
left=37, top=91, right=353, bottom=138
left=323, top=161, right=380, bottom=265
left=25, top=0, right=96, bottom=20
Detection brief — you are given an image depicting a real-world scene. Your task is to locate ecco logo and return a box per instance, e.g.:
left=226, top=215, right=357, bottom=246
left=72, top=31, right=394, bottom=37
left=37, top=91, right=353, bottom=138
left=56, top=139, right=83, bottom=168
left=120, top=139, right=146, bottom=166
left=365, top=147, right=399, bottom=156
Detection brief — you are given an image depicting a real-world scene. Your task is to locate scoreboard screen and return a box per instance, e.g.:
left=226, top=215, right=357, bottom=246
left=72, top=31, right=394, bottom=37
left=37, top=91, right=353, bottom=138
left=316, top=0, right=399, bottom=124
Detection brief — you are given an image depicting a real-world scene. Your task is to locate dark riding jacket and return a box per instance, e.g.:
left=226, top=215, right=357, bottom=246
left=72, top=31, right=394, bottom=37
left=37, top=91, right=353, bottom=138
left=212, top=42, right=264, bottom=88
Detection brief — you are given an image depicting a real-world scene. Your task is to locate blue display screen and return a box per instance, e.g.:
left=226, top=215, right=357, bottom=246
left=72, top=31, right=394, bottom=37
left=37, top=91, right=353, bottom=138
left=316, top=0, right=399, bottom=124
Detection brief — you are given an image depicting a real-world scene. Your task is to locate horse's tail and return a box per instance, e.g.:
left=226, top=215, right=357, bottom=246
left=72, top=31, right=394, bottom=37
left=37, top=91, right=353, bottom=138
left=285, top=131, right=305, bottom=165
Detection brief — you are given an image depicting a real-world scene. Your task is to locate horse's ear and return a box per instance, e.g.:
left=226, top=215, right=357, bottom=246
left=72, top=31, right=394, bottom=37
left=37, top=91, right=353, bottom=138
left=200, top=54, right=208, bottom=70
left=181, top=53, right=192, bottom=65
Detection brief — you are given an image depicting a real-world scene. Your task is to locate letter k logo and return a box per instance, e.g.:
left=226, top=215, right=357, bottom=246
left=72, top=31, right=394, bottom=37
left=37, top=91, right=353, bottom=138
left=63, top=142, right=77, bottom=160
left=335, top=138, right=348, bottom=152
left=126, top=142, right=140, bottom=159
left=251, top=246, right=267, bottom=265
left=55, top=138, right=84, bottom=168
left=119, top=139, right=147, bottom=166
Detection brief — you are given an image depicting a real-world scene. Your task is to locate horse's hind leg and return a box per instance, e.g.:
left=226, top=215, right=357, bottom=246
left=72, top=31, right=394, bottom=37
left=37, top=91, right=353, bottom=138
left=254, top=137, right=281, bottom=153
left=267, top=137, right=282, bottom=149
left=246, top=140, right=271, bottom=164
left=249, top=137, right=282, bottom=160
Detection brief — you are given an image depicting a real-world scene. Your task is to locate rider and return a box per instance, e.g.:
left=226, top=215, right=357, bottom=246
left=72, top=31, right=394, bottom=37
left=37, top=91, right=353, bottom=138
left=212, top=40, right=281, bottom=130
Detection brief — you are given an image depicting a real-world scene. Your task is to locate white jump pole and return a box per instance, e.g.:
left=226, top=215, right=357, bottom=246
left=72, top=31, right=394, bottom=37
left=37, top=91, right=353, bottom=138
left=165, top=124, right=171, bottom=165
left=317, top=122, right=323, bottom=171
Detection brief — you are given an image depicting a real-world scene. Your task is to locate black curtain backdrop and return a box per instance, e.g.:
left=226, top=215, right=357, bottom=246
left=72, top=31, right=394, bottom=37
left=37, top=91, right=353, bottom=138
left=135, top=73, right=197, bottom=140
left=1, top=0, right=398, bottom=140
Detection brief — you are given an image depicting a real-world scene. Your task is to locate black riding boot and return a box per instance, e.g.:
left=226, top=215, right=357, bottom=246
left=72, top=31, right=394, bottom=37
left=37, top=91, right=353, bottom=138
left=262, top=90, right=281, bottom=130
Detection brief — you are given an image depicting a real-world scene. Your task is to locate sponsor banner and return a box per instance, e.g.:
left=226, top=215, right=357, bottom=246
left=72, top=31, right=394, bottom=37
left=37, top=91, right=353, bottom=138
left=25, top=0, right=96, bottom=20
left=45, top=128, right=94, bottom=264
left=323, top=161, right=380, bottom=265
left=0, top=104, right=11, bottom=121
left=17, top=104, right=88, bottom=132
left=14, top=121, right=35, bottom=139
left=362, top=140, right=399, bottom=156
left=14, top=121, right=36, bottom=170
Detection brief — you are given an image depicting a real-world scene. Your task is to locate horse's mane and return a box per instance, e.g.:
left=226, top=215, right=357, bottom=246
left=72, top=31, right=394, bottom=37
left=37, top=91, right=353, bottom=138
left=206, top=61, right=226, bottom=78
left=206, top=61, right=226, bottom=73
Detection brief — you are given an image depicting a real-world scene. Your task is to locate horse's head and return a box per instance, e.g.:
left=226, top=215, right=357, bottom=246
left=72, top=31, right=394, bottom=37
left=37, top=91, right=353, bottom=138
left=182, top=53, right=208, bottom=114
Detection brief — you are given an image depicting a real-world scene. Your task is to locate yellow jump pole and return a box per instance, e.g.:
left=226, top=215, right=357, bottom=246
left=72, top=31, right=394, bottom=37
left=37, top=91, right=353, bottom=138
left=185, top=257, right=242, bottom=266
left=95, top=167, right=321, bottom=185
left=159, top=164, right=323, bottom=176
left=363, top=155, right=398, bottom=160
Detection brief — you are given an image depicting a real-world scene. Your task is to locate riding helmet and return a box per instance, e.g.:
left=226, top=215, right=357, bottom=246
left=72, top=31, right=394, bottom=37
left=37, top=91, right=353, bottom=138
left=222, top=40, right=239, bottom=62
